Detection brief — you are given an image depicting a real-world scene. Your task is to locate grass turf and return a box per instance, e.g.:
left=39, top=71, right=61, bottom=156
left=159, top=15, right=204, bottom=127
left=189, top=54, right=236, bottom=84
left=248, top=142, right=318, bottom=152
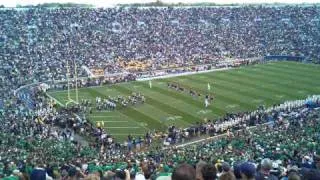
left=48, top=61, right=320, bottom=141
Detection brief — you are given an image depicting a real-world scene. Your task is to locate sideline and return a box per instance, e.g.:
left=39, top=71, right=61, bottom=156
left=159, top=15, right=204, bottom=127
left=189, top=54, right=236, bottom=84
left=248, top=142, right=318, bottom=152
left=46, top=92, right=65, bottom=107
left=136, top=67, right=231, bottom=81
left=42, top=66, right=237, bottom=93
left=162, top=122, right=271, bottom=150
left=162, top=95, right=320, bottom=150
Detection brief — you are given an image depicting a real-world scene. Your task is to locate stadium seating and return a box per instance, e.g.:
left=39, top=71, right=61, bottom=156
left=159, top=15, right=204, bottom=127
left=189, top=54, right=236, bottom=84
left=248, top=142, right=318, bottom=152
left=1, top=5, right=320, bottom=180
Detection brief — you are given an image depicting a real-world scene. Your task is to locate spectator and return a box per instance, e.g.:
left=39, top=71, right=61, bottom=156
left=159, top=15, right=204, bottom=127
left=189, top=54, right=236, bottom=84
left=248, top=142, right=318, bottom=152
left=196, top=160, right=207, bottom=180
left=256, top=158, right=278, bottom=180
left=219, top=171, right=236, bottom=180
left=172, top=164, right=196, bottom=180
left=240, top=162, right=256, bottom=180
left=201, top=164, right=217, bottom=180
left=287, top=172, right=300, bottom=180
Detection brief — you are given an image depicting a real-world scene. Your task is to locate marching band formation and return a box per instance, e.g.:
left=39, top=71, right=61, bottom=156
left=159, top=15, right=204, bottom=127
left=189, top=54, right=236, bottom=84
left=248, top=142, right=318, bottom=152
left=93, top=92, right=146, bottom=111
left=167, top=82, right=215, bottom=108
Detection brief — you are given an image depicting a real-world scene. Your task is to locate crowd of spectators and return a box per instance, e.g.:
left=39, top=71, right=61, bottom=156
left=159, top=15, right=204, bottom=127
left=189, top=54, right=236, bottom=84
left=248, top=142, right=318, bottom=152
left=1, top=93, right=320, bottom=179
left=1, top=6, right=320, bottom=84
left=1, top=4, right=320, bottom=180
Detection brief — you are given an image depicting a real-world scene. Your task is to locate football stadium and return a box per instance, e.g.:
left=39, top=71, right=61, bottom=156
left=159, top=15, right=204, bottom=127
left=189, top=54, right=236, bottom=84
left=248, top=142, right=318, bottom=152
left=1, top=1, right=320, bottom=180
left=48, top=61, right=320, bottom=142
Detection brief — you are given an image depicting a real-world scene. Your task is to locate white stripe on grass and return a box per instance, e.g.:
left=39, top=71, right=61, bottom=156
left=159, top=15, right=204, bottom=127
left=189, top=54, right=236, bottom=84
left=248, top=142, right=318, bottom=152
left=99, top=120, right=129, bottom=123
left=49, top=91, right=91, bottom=95
left=46, top=93, right=64, bottom=107
left=92, top=110, right=115, bottom=113
left=107, top=127, right=140, bottom=129
left=275, top=94, right=284, bottom=99
left=116, top=113, right=151, bottom=131
left=89, top=115, right=119, bottom=118
left=225, top=104, right=239, bottom=109
left=48, top=85, right=114, bottom=93
left=65, top=99, right=79, bottom=105
left=112, top=133, right=145, bottom=136
left=252, top=99, right=263, bottom=103
left=297, top=90, right=306, bottom=94
left=133, top=85, right=142, bottom=89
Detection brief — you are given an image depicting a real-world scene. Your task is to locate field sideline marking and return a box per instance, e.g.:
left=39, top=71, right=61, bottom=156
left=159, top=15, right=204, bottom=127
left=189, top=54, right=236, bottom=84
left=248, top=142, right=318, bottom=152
left=48, top=85, right=115, bottom=93
left=50, top=91, right=90, bottom=95
left=96, top=120, right=129, bottom=123
left=112, top=133, right=145, bottom=136
left=252, top=99, right=263, bottom=103
left=225, top=104, right=239, bottom=108
left=89, top=115, right=119, bottom=118
left=92, top=110, right=115, bottom=113
left=48, top=67, right=234, bottom=94
left=103, top=121, right=129, bottom=122
left=46, top=93, right=64, bottom=107
left=107, top=127, right=140, bottom=129
left=137, top=67, right=231, bottom=81
left=115, top=113, right=151, bottom=131
left=163, top=122, right=271, bottom=150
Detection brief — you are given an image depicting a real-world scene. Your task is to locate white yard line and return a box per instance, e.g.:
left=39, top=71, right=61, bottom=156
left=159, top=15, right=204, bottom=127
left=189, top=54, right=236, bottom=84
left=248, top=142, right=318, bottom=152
left=98, top=120, right=129, bottom=123
left=107, top=127, right=140, bottom=129
left=46, top=93, right=65, bottom=107
left=89, top=115, right=119, bottom=118
left=102, top=112, right=151, bottom=131
left=112, top=133, right=145, bottom=136
left=70, top=99, right=79, bottom=104
left=92, top=110, right=115, bottom=113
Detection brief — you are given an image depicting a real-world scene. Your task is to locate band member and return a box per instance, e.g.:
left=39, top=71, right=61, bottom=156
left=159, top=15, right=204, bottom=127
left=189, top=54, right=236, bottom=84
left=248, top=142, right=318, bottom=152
left=205, top=98, right=210, bottom=108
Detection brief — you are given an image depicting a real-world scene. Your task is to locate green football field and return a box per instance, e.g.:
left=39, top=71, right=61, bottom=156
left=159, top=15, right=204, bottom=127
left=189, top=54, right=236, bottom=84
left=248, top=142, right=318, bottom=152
left=48, top=61, right=320, bottom=141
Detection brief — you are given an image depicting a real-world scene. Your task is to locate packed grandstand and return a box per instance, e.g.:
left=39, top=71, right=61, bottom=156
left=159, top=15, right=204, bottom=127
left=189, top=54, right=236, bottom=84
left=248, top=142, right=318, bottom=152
left=1, top=3, right=320, bottom=180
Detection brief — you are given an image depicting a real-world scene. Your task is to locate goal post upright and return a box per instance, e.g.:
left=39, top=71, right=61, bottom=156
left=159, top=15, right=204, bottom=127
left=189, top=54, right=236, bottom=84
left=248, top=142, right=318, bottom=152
left=65, top=59, right=80, bottom=107
left=66, top=60, right=71, bottom=101
left=74, top=59, right=79, bottom=103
